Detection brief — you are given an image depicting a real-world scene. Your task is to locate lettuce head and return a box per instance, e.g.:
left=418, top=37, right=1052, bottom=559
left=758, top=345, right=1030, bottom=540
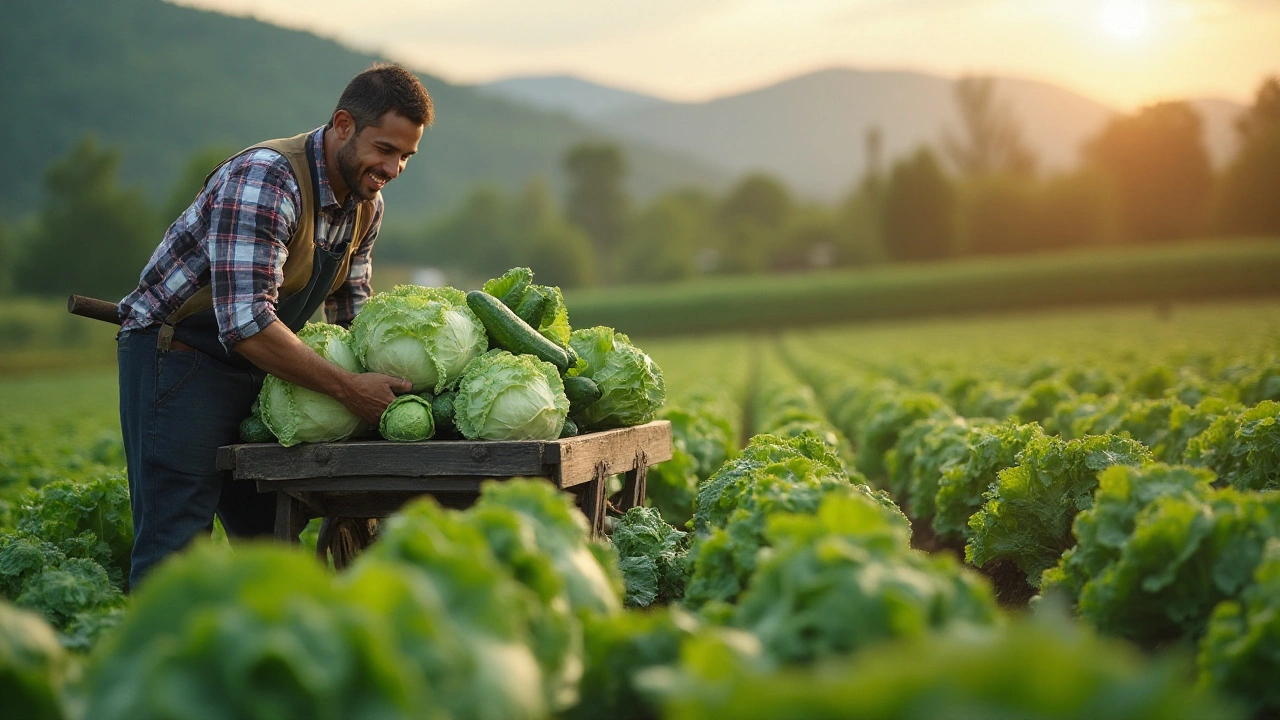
left=455, top=351, right=569, bottom=441
left=351, top=285, right=488, bottom=394
left=259, top=323, right=363, bottom=447
left=568, top=327, right=666, bottom=431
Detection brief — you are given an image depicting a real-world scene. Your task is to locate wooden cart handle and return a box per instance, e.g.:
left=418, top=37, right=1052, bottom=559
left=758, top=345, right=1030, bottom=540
left=67, top=295, right=123, bottom=325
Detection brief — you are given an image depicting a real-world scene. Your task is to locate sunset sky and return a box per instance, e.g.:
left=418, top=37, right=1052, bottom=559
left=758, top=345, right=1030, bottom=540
left=172, top=0, right=1279, bottom=109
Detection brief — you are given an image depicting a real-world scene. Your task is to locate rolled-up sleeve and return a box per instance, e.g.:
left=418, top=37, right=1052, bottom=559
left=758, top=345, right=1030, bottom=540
left=205, top=153, right=301, bottom=350
left=325, top=197, right=383, bottom=327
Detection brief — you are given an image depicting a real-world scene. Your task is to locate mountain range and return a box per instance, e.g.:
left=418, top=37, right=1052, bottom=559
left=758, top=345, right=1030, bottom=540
left=480, top=72, right=1246, bottom=201
left=1, top=0, right=1249, bottom=227
left=0, top=0, right=725, bottom=224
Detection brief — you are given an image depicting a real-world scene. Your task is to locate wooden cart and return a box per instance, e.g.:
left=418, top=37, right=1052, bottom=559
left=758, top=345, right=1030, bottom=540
left=216, top=420, right=672, bottom=567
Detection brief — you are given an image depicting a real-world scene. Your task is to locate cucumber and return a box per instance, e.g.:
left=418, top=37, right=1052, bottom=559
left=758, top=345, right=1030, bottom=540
left=426, top=390, right=458, bottom=436
left=466, top=290, right=572, bottom=372
left=239, top=415, right=275, bottom=443
left=559, top=417, right=579, bottom=438
left=562, top=375, right=601, bottom=415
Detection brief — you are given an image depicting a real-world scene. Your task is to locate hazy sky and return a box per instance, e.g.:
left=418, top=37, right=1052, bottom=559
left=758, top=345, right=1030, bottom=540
left=171, top=0, right=1279, bottom=108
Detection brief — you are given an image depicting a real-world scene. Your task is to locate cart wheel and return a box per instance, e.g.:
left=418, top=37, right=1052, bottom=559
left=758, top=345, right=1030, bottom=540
left=319, top=517, right=379, bottom=570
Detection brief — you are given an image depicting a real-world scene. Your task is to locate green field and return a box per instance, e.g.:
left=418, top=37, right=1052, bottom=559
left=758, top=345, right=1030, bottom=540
left=4, top=297, right=1280, bottom=718
left=570, top=238, right=1280, bottom=336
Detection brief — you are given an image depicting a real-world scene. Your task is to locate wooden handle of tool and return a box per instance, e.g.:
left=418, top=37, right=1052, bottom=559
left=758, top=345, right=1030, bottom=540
left=67, top=295, right=123, bottom=325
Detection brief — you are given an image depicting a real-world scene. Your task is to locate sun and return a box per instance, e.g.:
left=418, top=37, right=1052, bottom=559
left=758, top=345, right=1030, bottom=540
left=1099, top=0, right=1151, bottom=41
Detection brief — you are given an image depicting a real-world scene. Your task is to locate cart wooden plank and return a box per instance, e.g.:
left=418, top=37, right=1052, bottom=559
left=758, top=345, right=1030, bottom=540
left=553, top=422, right=673, bottom=487
left=218, top=420, right=672, bottom=488
left=217, top=440, right=551, bottom=480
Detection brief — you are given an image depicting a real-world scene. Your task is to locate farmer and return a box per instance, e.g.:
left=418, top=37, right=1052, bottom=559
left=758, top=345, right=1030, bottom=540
left=115, top=63, right=430, bottom=588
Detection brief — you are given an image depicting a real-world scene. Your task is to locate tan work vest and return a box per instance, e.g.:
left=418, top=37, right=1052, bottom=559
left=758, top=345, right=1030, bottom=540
left=160, top=131, right=375, bottom=339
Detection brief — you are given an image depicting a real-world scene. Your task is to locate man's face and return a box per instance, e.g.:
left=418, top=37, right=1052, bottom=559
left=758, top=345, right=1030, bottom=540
left=335, top=111, right=424, bottom=202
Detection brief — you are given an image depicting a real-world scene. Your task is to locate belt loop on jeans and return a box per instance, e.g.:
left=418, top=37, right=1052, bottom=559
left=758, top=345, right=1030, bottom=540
left=157, top=323, right=175, bottom=353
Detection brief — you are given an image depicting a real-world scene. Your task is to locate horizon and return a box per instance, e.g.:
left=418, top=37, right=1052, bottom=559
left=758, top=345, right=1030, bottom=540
left=168, top=0, right=1279, bottom=110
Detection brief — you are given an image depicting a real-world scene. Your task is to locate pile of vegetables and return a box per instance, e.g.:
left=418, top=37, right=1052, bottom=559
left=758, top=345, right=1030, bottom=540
left=241, top=267, right=665, bottom=445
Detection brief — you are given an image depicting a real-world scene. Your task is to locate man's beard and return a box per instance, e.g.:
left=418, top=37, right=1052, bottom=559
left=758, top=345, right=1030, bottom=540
left=336, top=138, right=376, bottom=202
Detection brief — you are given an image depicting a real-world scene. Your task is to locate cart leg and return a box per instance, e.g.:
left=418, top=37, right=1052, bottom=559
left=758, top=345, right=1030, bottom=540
left=617, top=462, right=648, bottom=512
left=319, top=518, right=378, bottom=570
left=274, top=491, right=308, bottom=543
left=572, top=473, right=607, bottom=538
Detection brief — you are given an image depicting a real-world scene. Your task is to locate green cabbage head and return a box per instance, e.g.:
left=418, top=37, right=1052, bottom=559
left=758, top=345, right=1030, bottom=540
left=260, top=322, right=363, bottom=447
left=455, top=351, right=569, bottom=441
left=380, top=394, right=436, bottom=442
left=351, top=285, right=488, bottom=394
left=568, top=327, right=666, bottom=430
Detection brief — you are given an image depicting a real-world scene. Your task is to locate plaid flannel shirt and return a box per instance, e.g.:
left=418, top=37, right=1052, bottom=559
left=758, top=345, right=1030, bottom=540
left=118, top=126, right=382, bottom=350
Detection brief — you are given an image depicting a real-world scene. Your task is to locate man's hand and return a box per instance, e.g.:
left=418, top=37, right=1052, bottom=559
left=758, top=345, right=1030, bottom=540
left=335, top=372, right=413, bottom=425
left=235, top=320, right=411, bottom=424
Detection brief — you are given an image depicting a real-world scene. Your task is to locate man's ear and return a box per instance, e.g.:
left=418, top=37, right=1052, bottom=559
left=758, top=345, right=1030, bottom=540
left=331, top=109, right=356, bottom=142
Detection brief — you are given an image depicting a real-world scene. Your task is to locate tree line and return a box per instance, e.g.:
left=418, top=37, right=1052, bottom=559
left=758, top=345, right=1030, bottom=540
left=386, top=75, right=1280, bottom=288
left=2, top=76, right=1277, bottom=299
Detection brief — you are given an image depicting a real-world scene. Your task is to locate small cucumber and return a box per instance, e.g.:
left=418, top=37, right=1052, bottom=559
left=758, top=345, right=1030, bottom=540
left=239, top=415, right=275, bottom=443
left=466, top=290, right=572, bottom=372
left=425, top=390, right=458, bottom=437
left=559, top=417, right=579, bottom=438
left=562, top=375, right=601, bottom=415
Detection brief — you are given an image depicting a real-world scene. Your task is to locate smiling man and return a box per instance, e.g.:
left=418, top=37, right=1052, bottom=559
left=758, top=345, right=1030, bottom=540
left=115, top=64, right=431, bottom=587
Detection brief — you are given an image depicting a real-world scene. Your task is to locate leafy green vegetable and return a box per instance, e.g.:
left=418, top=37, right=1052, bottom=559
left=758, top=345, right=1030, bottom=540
left=463, top=501, right=584, bottom=711
left=1042, top=463, right=1215, bottom=601
left=966, top=434, right=1151, bottom=585
left=0, top=600, right=70, bottom=720
left=454, top=350, right=569, bottom=441
left=1185, top=400, right=1280, bottom=491
left=883, top=414, right=974, bottom=522
left=83, top=544, right=432, bottom=720
left=568, top=327, right=666, bottom=430
left=13, top=473, right=132, bottom=588
left=854, top=390, right=949, bottom=481
left=474, top=480, right=622, bottom=615
left=647, top=405, right=737, bottom=527
left=350, top=285, right=488, bottom=394
left=732, top=492, right=995, bottom=664
left=1197, top=538, right=1280, bottom=714
left=932, top=421, right=1044, bottom=542
left=379, top=394, right=435, bottom=442
left=684, top=457, right=861, bottom=609
left=356, top=497, right=568, bottom=720
left=692, top=432, right=846, bottom=535
left=563, top=607, right=702, bottom=720
left=1077, top=488, right=1280, bottom=646
left=611, top=507, right=689, bottom=607
left=483, top=267, right=573, bottom=349
left=259, top=322, right=363, bottom=446
left=649, top=614, right=1239, bottom=719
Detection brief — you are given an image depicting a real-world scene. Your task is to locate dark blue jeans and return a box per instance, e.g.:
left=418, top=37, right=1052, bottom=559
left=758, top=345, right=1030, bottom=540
left=118, top=329, right=277, bottom=588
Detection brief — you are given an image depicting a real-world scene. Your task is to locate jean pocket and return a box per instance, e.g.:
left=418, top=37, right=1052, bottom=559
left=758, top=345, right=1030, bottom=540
left=155, top=348, right=202, bottom=406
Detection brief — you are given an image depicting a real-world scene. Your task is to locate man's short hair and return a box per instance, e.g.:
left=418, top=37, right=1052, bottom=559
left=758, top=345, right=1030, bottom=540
left=333, top=63, right=434, bottom=131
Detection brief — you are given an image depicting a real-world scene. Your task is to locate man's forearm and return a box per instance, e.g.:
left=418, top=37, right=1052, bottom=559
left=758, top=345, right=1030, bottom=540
left=233, top=318, right=411, bottom=424
left=233, top=319, right=354, bottom=400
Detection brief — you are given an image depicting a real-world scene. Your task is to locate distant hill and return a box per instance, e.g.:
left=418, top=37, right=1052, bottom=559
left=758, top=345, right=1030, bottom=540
left=491, top=69, right=1246, bottom=201
left=477, top=75, right=664, bottom=121
left=0, top=0, right=726, bottom=224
